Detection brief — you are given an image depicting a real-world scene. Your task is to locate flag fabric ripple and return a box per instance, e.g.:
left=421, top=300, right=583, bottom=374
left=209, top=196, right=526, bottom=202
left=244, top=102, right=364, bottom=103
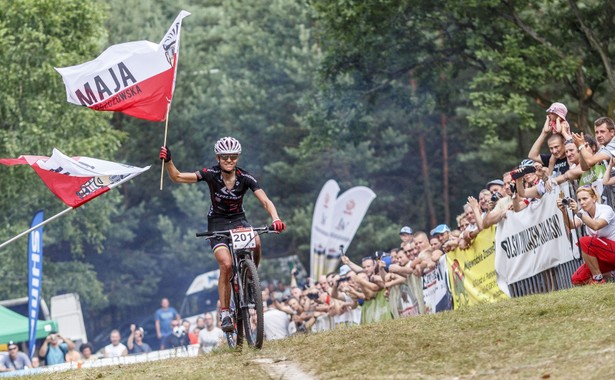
left=0, top=148, right=150, bottom=208
left=55, top=10, right=190, bottom=121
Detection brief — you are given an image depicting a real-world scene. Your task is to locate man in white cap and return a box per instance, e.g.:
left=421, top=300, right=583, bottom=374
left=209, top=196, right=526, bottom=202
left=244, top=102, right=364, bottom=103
left=399, top=226, right=413, bottom=247
left=485, top=179, right=505, bottom=198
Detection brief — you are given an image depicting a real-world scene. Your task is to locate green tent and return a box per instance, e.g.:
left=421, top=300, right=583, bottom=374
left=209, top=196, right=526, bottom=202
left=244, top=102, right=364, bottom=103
left=0, top=305, right=58, bottom=344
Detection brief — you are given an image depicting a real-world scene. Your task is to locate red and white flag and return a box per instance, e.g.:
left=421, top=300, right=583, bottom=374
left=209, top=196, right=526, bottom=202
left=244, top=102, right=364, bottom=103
left=55, top=10, right=191, bottom=121
left=0, top=149, right=150, bottom=208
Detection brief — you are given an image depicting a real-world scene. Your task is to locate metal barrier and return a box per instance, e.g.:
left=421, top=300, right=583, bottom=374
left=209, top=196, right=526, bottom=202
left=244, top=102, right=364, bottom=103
left=507, top=260, right=583, bottom=297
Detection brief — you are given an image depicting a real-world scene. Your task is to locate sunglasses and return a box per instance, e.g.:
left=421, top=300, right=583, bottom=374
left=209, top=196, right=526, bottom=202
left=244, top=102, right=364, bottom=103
left=219, top=154, right=239, bottom=161
left=8, top=347, right=17, bottom=351
left=577, top=185, right=596, bottom=195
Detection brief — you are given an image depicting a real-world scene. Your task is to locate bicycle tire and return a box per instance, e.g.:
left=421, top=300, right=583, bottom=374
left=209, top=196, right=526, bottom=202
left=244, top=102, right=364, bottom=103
left=240, top=259, right=264, bottom=348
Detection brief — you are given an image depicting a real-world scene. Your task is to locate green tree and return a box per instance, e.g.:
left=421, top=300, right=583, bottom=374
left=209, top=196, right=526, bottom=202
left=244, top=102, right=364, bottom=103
left=0, top=0, right=122, bottom=310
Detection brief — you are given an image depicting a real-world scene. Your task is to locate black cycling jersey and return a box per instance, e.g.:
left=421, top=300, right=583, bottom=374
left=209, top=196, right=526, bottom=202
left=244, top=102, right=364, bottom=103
left=196, top=165, right=261, bottom=218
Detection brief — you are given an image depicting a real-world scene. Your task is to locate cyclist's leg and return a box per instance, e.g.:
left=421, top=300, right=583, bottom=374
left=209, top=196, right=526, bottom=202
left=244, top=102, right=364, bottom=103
left=254, top=234, right=262, bottom=267
left=213, top=243, right=235, bottom=332
left=214, top=244, right=232, bottom=310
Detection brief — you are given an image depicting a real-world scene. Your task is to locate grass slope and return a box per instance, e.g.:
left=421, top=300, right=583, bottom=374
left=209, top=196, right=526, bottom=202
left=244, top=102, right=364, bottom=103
left=26, top=284, right=615, bottom=379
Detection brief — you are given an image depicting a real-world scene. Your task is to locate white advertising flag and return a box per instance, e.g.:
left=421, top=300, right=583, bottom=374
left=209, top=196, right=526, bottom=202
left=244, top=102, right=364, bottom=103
left=310, top=180, right=340, bottom=280
left=324, top=186, right=376, bottom=274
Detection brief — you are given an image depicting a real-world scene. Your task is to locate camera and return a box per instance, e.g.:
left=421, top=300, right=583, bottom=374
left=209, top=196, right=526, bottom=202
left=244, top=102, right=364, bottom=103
left=561, top=197, right=573, bottom=206
left=491, top=192, right=503, bottom=203
left=306, top=292, right=319, bottom=300
left=172, top=325, right=185, bottom=338
left=374, top=251, right=388, bottom=260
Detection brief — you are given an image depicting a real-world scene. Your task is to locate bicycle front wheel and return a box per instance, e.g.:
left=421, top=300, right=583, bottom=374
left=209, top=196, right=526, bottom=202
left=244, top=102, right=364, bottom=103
left=240, top=259, right=264, bottom=349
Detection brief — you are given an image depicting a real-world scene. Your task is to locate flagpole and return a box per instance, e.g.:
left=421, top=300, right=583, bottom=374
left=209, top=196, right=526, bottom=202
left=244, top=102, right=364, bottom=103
left=0, top=207, right=74, bottom=251
left=160, top=102, right=171, bottom=191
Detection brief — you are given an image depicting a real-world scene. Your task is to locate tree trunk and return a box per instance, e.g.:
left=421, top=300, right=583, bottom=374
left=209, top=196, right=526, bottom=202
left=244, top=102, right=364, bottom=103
left=418, top=132, right=437, bottom=228
left=441, top=112, right=450, bottom=226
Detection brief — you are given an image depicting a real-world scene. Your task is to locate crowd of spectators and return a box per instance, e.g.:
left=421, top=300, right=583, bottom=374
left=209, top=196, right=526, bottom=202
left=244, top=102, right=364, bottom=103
left=5, top=102, right=615, bottom=370
left=258, top=102, right=615, bottom=336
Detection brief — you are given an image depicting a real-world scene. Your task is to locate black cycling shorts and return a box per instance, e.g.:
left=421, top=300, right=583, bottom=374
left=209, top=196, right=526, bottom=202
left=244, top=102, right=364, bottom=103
left=207, top=214, right=251, bottom=250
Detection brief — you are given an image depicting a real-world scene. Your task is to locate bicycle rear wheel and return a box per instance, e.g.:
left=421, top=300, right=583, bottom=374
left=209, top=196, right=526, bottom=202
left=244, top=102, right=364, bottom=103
left=240, top=259, right=264, bottom=348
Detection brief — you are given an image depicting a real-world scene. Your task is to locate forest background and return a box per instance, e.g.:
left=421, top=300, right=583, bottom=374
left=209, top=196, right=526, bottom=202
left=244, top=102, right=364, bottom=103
left=1, top=0, right=614, bottom=336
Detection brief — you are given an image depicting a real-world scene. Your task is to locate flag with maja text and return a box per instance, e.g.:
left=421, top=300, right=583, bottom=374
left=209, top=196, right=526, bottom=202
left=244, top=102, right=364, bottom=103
left=55, top=10, right=190, bottom=121
left=0, top=149, right=150, bottom=208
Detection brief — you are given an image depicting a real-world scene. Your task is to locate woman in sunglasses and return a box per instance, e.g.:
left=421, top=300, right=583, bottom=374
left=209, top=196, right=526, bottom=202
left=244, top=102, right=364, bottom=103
left=160, top=137, right=285, bottom=332
left=558, top=185, right=615, bottom=285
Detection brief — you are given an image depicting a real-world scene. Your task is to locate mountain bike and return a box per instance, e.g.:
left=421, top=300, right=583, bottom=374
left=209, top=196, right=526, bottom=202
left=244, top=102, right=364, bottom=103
left=196, top=226, right=275, bottom=349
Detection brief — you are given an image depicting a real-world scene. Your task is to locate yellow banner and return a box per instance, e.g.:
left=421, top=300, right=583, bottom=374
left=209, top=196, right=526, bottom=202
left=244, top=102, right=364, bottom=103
left=446, top=226, right=509, bottom=309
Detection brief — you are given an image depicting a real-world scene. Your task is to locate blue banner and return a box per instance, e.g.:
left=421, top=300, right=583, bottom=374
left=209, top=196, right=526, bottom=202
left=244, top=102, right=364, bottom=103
left=28, top=210, right=44, bottom=359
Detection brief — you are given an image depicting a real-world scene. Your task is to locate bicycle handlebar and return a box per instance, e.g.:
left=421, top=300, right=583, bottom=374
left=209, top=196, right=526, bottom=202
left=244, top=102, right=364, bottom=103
left=196, top=225, right=275, bottom=239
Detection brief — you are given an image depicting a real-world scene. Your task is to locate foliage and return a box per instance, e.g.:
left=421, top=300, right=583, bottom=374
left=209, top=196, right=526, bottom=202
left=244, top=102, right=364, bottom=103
left=0, top=0, right=121, bottom=307
left=3, top=0, right=615, bottom=342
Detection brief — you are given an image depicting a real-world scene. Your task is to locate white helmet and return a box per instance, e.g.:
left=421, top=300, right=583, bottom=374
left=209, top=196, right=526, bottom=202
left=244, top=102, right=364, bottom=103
left=214, top=137, right=242, bottom=155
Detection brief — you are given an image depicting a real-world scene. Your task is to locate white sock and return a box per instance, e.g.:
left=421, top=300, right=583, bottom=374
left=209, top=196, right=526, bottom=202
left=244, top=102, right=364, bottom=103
left=220, top=310, right=230, bottom=319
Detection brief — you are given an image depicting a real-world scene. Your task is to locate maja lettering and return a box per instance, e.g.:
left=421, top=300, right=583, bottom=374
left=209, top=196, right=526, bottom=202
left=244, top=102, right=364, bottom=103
left=74, top=63, right=137, bottom=105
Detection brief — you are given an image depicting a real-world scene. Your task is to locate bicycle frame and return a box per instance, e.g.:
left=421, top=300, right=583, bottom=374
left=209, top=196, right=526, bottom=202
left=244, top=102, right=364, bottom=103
left=197, top=226, right=273, bottom=349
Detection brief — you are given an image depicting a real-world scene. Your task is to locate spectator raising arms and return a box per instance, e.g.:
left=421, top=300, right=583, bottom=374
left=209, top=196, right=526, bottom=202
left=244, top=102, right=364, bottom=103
left=39, top=333, right=75, bottom=366
left=127, top=324, right=152, bottom=354
left=528, top=103, right=570, bottom=178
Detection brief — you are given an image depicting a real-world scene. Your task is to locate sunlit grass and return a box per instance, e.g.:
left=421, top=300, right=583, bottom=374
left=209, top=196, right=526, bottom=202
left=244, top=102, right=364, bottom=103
left=24, top=284, right=615, bottom=379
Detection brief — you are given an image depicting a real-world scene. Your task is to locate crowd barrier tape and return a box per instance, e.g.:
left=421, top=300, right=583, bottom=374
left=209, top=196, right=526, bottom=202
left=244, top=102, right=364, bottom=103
left=0, top=345, right=201, bottom=378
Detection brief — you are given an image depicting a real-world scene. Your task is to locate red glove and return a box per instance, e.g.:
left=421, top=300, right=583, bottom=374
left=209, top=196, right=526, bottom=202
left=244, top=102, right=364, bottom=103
left=271, top=219, right=286, bottom=232
left=160, top=146, right=172, bottom=163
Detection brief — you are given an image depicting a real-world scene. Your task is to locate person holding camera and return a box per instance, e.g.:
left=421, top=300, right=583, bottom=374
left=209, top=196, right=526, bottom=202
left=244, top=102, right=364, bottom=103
left=38, top=333, right=75, bottom=365
left=558, top=186, right=615, bottom=285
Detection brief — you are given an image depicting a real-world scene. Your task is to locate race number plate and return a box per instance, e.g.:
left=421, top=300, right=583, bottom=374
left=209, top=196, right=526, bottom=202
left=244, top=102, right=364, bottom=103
left=231, top=227, right=256, bottom=250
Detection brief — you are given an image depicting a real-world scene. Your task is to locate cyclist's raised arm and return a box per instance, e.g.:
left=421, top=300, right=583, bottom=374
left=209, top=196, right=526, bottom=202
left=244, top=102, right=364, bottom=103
left=160, top=146, right=198, bottom=184
left=253, top=189, right=285, bottom=231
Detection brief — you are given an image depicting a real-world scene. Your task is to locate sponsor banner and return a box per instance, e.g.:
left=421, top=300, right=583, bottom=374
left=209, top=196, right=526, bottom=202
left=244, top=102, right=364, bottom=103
left=310, top=180, right=340, bottom=280
left=422, top=256, right=452, bottom=314
left=28, top=210, right=44, bottom=359
left=324, top=186, right=376, bottom=274
left=0, top=148, right=150, bottom=207
left=494, top=188, right=574, bottom=285
left=446, top=226, right=509, bottom=310
left=55, top=10, right=190, bottom=121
